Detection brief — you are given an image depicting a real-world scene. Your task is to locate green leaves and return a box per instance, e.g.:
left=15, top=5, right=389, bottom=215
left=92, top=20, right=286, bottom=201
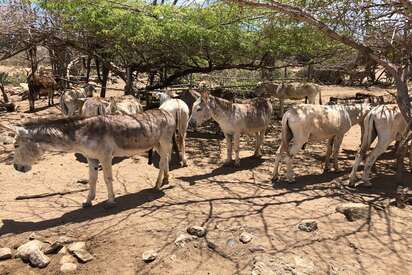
left=36, top=0, right=341, bottom=80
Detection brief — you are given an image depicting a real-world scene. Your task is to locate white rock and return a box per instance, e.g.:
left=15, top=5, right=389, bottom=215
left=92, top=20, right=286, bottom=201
left=60, top=254, right=77, bottom=265
left=174, top=233, right=198, bottom=247
left=142, top=250, right=157, bottom=262
left=67, top=242, right=93, bottom=263
left=0, top=248, right=12, bottom=260
left=187, top=226, right=207, bottom=237
left=60, top=262, right=78, bottom=273
left=16, top=240, right=50, bottom=267
left=239, top=232, right=253, bottom=244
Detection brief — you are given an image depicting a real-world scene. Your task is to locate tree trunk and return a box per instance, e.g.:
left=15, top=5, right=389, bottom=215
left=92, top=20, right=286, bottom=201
left=100, top=63, right=109, bottom=98
left=124, top=66, right=134, bottom=95
left=95, top=58, right=103, bottom=83
left=86, top=56, right=92, bottom=83
left=0, top=85, right=9, bottom=103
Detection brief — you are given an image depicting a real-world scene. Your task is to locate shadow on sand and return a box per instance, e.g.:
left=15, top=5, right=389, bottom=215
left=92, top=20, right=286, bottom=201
left=178, top=156, right=265, bottom=185
left=0, top=188, right=164, bottom=236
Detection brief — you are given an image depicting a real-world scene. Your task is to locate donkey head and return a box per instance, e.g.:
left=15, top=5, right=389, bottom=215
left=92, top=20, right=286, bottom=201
left=13, top=127, right=44, bottom=173
left=190, top=90, right=212, bottom=127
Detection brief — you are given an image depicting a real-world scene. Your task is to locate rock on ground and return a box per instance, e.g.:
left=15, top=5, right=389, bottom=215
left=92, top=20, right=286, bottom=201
left=67, top=242, right=94, bottom=263
left=60, top=263, right=78, bottom=273
left=186, top=226, right=207, bottom=237
left=336, top=203, right=370, bottom=221
left=298, top=220, right=318, bottom=232
left=239, top=232, right=253, bottom=244
left=16, top=240, right=50, bottom=268
left=0, top=248, right=12, bottom=260
left=142, top=250, right=158, bottom=263
left=174, top=233, right=198, bottom=247
left=44, top=241, right=64, bottom=254
left=60, top=255, right=77, bottom=265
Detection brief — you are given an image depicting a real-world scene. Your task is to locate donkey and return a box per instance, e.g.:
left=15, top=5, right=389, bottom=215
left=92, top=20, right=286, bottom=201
left=254, top=82, right=322, bottom=117
left=27, top=72, right=58, bottom=112
left=272, top=103, right=371, bottom=182
left=348, top=104, right=410, bottom=187
left=60, top=89, right=88, bottom=117
left=108, top=95, right=143, bottom=115
left=11, top=111, right=175, bottom=207
left=147, top=91, right=190, bottom=167
left=81, top=97, right=110, bottom=117
left=191, top=90, right=273, bottom=167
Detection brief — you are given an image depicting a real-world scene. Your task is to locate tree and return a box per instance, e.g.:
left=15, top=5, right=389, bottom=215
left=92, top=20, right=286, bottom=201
left=37, top=0, right=344, bottom=91
left=232, top=0, right=412, bottom=122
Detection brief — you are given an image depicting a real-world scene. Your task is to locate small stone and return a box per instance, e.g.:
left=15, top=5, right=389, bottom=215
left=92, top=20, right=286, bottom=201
left=60, top=263, right=78, bottom=273
left=0, top=248, right=12, bottom=260
left=16, top=240, right=50, bottom=268
left=174, top=233, right=197, bottom=247
left=58, top=246, right=68, bottom=255
left=28, top=232, right=39, bottom=240
left=249, top=245, right=266, bottom=253
left=44, top=241, right=64, bottom=254
left=142, top=250, right=157, bottom=262
left=57, top=236, right=76, bottom=244
left=239, top=232, right=253, bottom=244
left=226, top=238, right=237, bottom=247
left=76, top=179, right=88, bottom=185
left=60, top=255, right=76, bottom=265
left=186, top=226, right=207, bottom=237
left=67, top=242, right=93, bottom=263
left=298, top=220, right=318, bottom=232
left=336, top=203, right=370, bottom=221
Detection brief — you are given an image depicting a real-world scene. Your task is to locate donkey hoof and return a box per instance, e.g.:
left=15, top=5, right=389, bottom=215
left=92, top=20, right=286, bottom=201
left=181, top=161, right=188, bottom=167
left=234, top=162, right=240, bottom=168
left=82, top=201, right=92, bottom=208
left=162, top=178, right=169, bottom=186
left=223, top=161, right=233, bottom=167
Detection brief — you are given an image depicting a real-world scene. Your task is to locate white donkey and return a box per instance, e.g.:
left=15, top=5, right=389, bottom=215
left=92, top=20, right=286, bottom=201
left=148, top=91, right=190, bottom=167
left=10, top=111, right=175, bottom=208
left=348, top=104, right=410, bottom=186
left=191, top=90, right=273, bottom=167
left=254, top=82, right=322, bottom=116
left=272, top=103, right=371, bottom=182
left=108, top=95, right=143, bottom=115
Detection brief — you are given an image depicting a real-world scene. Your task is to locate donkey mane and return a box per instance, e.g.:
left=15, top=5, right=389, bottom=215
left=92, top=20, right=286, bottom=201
left=22, top=115, right=88, bottom=128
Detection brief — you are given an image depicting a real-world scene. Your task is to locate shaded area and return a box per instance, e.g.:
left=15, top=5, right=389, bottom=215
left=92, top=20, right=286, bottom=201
left=0, top=188, right=164, bottom=236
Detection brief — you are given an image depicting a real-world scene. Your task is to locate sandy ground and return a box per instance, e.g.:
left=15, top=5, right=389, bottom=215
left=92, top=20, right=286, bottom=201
left=0, top=84, right=411, bottom=275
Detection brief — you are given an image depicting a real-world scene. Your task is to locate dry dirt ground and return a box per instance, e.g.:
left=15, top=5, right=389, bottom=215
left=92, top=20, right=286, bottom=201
left=0, top=84, right=411, bottom=275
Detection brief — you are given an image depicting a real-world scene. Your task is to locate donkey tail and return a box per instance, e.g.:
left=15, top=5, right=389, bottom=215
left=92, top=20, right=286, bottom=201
left=281, top=112, right=293, bottom=154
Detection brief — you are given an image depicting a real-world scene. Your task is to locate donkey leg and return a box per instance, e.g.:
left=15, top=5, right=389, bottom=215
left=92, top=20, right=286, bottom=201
left=224, top=133, right=233, bottom=165
left=331, top=135, right=344, bottom=172
left=181, top=132, right=187, bottom=167
left=272, top=146, right=284, bottom=181
left=284, top=140, right=304, bottom=182
left=83, top=158, right=99, bottom=208
left=323, top=137, right=334, bottom=173
left=254, top=131, right=264, bottom=158
left=349, top=152, right=364, bottom=185
left=361, top=139, right=391, bottom=187
left=100, top=156, right=115, bottom=207
left=233, top=133, right=241, bottom=167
